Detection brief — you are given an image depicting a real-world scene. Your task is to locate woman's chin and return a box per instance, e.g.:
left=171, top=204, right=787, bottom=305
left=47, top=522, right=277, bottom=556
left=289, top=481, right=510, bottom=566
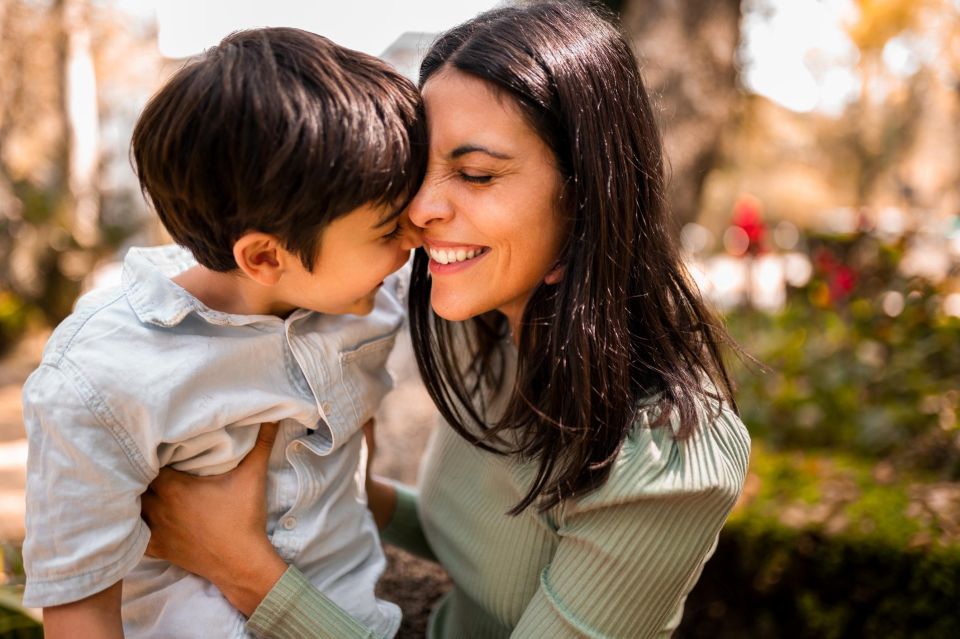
left=430, top=306, right=475, bottom=322
left=429, top=292, right=482, bottom=323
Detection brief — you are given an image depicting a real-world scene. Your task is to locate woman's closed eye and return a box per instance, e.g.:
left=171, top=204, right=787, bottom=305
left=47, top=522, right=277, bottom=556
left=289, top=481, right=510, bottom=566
left=459, top=171, right=494, bottom=185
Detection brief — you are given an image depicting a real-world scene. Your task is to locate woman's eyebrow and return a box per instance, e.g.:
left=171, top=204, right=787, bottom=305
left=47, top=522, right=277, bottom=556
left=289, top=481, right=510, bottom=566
left=450, top=144, right=513, bottom=160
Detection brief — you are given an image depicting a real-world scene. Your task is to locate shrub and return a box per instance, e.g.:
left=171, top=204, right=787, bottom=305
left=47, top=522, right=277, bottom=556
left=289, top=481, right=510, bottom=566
left=727, top=230, right=960, bottom=477
left=679, top=445, right=960, bottom=638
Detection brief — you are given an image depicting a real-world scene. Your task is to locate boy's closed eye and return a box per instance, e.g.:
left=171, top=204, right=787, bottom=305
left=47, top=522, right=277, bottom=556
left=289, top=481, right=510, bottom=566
left=382, top=224, right=403, bottom=241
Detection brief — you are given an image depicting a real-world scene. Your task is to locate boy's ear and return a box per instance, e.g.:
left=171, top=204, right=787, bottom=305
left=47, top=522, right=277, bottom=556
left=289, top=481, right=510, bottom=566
left=233, top=232, right=287, bottom=286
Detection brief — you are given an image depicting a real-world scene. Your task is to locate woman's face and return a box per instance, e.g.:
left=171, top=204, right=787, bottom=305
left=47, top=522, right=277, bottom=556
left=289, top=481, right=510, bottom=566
left=408, top=68, right=566, bottom=330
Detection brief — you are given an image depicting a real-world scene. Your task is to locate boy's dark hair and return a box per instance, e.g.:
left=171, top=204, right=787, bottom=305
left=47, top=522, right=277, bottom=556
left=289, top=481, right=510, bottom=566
left=131, top=27, right=426, bottom=271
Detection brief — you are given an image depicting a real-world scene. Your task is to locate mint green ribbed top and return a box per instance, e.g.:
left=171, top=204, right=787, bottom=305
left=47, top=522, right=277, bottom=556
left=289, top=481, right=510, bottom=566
left=247, top=402, right=750, bottom=638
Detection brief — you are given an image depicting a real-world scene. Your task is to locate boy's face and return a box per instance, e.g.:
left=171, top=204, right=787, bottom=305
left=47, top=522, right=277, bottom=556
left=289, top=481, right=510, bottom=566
left=282, top=202, right=419, bottom=316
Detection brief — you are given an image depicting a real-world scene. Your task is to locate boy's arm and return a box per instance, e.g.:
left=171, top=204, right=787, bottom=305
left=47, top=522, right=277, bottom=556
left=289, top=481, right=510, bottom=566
left=42, top=580, right=123, bottom=639
left=21, top=364, right=153, bottom=609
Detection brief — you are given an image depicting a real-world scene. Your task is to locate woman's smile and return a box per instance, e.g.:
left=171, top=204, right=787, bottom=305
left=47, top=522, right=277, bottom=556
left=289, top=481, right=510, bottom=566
left=424, top=240, right=491, bottom=273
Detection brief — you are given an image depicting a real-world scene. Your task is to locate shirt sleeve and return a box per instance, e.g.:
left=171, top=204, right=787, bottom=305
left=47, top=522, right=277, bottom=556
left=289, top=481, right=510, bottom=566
left=246, top=566, right=385, bottom=639
left=380, top=483, right=436, bottom=561
left=509, top=409, right=750, bottom=638
left=21, top=362, right=155, bottom=607
left=246, top=483, right=432, bottom=639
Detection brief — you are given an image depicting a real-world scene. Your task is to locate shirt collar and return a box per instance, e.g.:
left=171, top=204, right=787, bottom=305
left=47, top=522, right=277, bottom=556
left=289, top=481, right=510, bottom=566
left=122, top=244, right=300, bottom=328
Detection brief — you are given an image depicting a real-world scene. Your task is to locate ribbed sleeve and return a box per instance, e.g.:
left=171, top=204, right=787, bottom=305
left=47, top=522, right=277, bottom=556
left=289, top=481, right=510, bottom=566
left=513, top=408, right=749, bottom=637
left=416, top=403, right=751, bottom=638
left=246, top=566, right=383, bottom=639
left=511, top=478, right=736, bottom=637
left=380, top=483, right=436, bottom=561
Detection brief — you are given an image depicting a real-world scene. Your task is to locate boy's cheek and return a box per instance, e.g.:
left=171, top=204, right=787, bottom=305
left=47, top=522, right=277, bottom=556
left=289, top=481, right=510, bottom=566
left=393, top=251, right=411, bottom=273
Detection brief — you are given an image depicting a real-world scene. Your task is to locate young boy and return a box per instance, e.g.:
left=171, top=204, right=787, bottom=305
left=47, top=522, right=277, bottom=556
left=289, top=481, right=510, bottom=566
left=21, top=27, right=424, bottom=638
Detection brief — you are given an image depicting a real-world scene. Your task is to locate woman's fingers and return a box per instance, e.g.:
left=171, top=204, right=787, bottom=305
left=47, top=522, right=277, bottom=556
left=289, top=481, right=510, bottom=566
left=238, top=421, right=280, bottom=472
left=141, top=489, right=156, bottom=528
left=257, top=421, right=280, bottom=447
left=141, top=490, right=167, bottom=559
left=142, top=422, right=278, bottom=560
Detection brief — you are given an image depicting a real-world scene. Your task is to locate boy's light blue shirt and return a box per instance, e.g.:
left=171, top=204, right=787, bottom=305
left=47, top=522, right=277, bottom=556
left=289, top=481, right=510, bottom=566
left=21, top=244, right=405, bottom=638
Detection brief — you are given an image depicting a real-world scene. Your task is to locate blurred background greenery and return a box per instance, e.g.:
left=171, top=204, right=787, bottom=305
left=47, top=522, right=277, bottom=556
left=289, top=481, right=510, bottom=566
left=1, top=0, right=958, bottom=637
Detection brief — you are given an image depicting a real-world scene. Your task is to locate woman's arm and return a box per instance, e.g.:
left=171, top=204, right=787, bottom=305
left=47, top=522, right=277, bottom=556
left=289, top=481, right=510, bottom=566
left=508, top=486, right=729, bottom=638
left=376, top=481, right=436, bottom=561
left=141, top=422, right=385, bottom=638
left=247, top=566, right=383, bottom=639
left=509, top=412, right=750, bottom=638
left=364, top=419, right=436, bottom=561
left=362, top=419, right=398, bottom=531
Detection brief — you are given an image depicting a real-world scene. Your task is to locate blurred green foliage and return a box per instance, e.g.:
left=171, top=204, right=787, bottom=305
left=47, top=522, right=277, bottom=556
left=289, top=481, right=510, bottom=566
left=0, top=544, right=40, bottom=639
left=686, top=223, right=960, bottom=636
left=0, top=294, right=38, bottom=357
left=728, top=229, right=960, bottom=478
left=735, top=443, right=955, bottom=549
left=681, top=445, right=960, bottom=638
left=0, top=177, right=140, bottom=355
left=682, top=519, right=960, bottom=638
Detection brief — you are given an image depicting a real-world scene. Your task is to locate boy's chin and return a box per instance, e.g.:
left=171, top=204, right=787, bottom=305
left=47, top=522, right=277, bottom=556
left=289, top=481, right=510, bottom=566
left=312, top=289, right=379, bottom=316
left=344, top=296, right=376, bottom=316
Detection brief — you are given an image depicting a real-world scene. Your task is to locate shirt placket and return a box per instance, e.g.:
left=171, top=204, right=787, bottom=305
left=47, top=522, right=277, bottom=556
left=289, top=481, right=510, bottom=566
left=269, top=318, right=335, bottom=562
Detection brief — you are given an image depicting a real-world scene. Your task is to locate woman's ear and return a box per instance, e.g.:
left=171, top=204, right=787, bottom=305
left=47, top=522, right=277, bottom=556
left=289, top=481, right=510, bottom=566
left=544, top=263, right=565, bottom=285
left=233, top=232, right=285, bottom=286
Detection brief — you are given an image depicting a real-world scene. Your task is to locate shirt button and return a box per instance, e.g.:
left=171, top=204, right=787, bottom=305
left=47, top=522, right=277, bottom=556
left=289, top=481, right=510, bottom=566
left=321, top=402, right=332, bottom=414
left=281, top=516, right=297, bottom=530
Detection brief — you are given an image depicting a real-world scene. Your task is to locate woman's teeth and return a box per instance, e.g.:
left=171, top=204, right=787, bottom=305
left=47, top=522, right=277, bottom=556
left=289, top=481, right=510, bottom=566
left=428, top=247, right=483, bottom=265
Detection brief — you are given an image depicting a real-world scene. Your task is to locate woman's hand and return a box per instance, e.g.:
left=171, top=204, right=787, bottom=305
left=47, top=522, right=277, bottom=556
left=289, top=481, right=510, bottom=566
left=141, top=422, right=288, bottom=617
left=363, top=418, right=397, bottom=530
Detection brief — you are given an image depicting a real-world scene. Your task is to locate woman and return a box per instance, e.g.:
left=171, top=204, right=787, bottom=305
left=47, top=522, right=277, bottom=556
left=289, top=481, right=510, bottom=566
left=143, top=3, right=750, bottom=637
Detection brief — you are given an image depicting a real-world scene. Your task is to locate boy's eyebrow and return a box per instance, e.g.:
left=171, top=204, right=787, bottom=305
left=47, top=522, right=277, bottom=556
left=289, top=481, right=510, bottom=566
left=450, top=144, right=513, bottom=161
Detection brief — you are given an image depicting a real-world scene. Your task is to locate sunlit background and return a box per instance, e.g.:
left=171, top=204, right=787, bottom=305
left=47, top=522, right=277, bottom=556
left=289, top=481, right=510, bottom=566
left=1, top=1, right=959, bottom=637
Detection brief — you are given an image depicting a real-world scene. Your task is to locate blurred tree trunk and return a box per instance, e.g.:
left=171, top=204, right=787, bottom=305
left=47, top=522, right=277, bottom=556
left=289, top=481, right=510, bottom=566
left=618, top=0, right=743, bottom=229
left=842, top=0, right=955, bottom=212
left=0, top=0, right=101, bottom=326
left=0, top=1, right=17, bottom=192
left=56, top=0, right=100, bottom=248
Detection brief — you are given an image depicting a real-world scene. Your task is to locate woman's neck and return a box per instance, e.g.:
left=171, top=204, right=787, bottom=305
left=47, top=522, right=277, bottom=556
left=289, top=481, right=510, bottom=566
left=499, top=302, right=526, bottom=346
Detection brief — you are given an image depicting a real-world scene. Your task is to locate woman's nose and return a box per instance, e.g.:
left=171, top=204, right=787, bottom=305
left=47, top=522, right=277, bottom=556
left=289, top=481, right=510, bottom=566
left=407, top=177, right=452, bottom=229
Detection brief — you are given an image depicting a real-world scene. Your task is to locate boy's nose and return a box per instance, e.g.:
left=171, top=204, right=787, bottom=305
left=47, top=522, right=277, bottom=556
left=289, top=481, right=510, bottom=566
left=399, top=214, right=423, bottom=251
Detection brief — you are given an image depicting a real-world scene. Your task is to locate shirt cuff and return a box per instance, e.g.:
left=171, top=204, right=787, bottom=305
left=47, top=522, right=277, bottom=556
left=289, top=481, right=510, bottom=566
left=380, top=483, right=435, bottom=561
left=246, top=565, right=378, bottom=639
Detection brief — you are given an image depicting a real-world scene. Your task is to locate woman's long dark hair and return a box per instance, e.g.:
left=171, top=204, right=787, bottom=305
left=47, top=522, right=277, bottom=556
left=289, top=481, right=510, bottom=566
left=410, top=1, right=738, bottom=514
